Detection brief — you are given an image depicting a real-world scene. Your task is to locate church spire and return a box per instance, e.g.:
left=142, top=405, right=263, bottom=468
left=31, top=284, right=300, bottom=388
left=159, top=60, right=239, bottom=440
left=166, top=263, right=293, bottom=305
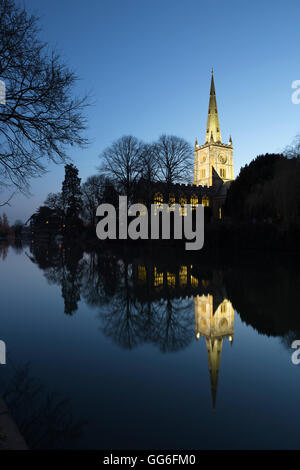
left=206, top=337, right=223, bottom=409
left=205, top=70, right=221, bottom=144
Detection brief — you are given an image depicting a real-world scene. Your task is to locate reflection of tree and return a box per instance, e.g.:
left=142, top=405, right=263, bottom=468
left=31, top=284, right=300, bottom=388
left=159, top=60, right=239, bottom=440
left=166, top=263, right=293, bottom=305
left=0, top=243, right=8, bottom=260
left=97, top=260, right=194, bottom=352
left=29, top=244, right=84, bottom=315
left=60, top=249, right=84, bottom=315
left=149, top=298, right=194, bottom=352
left=225, top=264, right=300, bottom=337
left=99, top=261, right=144, bottom=349
left=81, top=251, right=121, bottom=307
left=0, top=362, right=85, bottom=449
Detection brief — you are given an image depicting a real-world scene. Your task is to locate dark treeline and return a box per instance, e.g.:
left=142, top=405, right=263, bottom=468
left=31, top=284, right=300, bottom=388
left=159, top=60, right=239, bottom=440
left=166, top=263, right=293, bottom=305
left=225, top=152, right=300, bottom=230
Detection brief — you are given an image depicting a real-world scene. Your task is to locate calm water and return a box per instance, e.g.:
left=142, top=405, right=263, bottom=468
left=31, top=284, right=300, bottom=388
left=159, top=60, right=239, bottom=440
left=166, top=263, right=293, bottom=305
left=0, top=242, right=300, bottom=449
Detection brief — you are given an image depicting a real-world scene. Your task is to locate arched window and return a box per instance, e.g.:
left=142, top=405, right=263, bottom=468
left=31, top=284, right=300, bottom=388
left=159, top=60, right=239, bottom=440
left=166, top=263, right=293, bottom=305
left=138, top=265, right=147, bottom=283
left=167, top=272, right=176, bottom=288
left=202, top=195, right=209, bottom=207
left=179, top=194, right=187, bottom=216
left=168, top=193, right=175, bottom=212
left=154, top=267, right=164, bottom=288
left=220, top=302, right=227, bottom=314
left=190, top=194, right=198, bottom=210
left=154, top=192, right=163, bottom=205
left=179, top=266, right=187, bottom=287
left=154, top=192, right=163, bottom=216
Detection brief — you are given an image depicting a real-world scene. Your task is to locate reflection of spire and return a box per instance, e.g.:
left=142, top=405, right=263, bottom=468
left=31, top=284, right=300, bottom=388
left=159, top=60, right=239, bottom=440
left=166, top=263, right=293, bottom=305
left=194, top=295, right=234, bottom=409
left=206, top=338, right=222, bottom=409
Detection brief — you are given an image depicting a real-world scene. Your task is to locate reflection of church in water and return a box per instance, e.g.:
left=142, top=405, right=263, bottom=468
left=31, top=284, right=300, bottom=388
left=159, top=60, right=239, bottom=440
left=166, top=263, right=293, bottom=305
left=195, top=295, right=234, bottom=408
left=136, top=261, right=234, bottom=409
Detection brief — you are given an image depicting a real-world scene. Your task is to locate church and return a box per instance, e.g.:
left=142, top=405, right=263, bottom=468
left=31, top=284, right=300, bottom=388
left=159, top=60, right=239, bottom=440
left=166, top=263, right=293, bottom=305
left=194, top=70, right=234, bottom=188
left=134, top=71, right=234, bottom=219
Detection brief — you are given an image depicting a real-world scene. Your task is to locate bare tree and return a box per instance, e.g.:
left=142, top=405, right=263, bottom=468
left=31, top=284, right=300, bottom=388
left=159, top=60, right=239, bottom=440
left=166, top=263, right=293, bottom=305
left=139, top=143, right=158, bottom=183
left=284, top=135, right=300, bottom=159
left=153, top=135, right=193, bottom=185
left=44, top=192, right=65, bottom=215
left=81, top=174, right=106, bottom=225
left=0, top=0, right=89, bottom=198
left=99, top=135, right=144, bottom=200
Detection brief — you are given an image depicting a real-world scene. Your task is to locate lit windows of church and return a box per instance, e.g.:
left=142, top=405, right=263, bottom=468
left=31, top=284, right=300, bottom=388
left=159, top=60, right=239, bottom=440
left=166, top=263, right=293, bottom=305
left=200, top=169, right=206, bottom=178
left=168, top=193, right=176, bottom=212
left=154, top=267, right=164, bottom=288
left=154, top=192, right=163, bottom=216
left=202, top=195, right=209, bottom=207
left=179, top=266, right=187, bottom=287
left=138, top=265, right=147, bottom=284
left=154, top=192, right=163, bottom=206
left=179, top=194, right=187, bottom=216
left=190, top=195, right=198, bottom=210
left=167, top=272, right=176, bottom=288
left=191, top=275, right=199, bottom=288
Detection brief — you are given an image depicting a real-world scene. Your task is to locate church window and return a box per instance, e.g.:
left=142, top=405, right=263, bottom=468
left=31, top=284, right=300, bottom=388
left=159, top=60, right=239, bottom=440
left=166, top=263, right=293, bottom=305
left=154, top=267, right=164, bottom=288
left=220, top=168, right=226, bottom=178
left=168, top=193, right=176, bottom=212
left=202, top=195, right=209, bottom=207
left=179, top=266, right=187, bottom=287
left=154, top=192, right=163, bottom=205
left=167, top=272, right=176, bottom=288
left=138, top=265, right=147, bottom=283
left=179, top=194, right=187, bottom=216
left=221, top=303, right=226, bottom=313
left=154, top=192, right=163, bottom=215
left=190, top=195, right=198, bottom=210
left=191, top=275, right=199, bottom=288
left=201, top=169, right=206, bottom=178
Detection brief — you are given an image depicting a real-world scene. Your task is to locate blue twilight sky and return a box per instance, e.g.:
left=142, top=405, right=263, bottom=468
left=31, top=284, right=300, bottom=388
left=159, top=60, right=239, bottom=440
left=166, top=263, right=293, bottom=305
left=2, top=0, right=300, bottom=222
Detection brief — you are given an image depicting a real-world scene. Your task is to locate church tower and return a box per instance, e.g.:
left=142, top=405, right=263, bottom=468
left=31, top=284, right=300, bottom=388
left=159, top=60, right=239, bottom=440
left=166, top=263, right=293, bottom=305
left=194, top=71, right=234, bottom=187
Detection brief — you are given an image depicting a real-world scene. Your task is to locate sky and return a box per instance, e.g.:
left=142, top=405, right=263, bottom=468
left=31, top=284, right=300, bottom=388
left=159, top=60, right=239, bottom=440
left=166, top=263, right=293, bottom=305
left=2, top=0, right=300, bottom=222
